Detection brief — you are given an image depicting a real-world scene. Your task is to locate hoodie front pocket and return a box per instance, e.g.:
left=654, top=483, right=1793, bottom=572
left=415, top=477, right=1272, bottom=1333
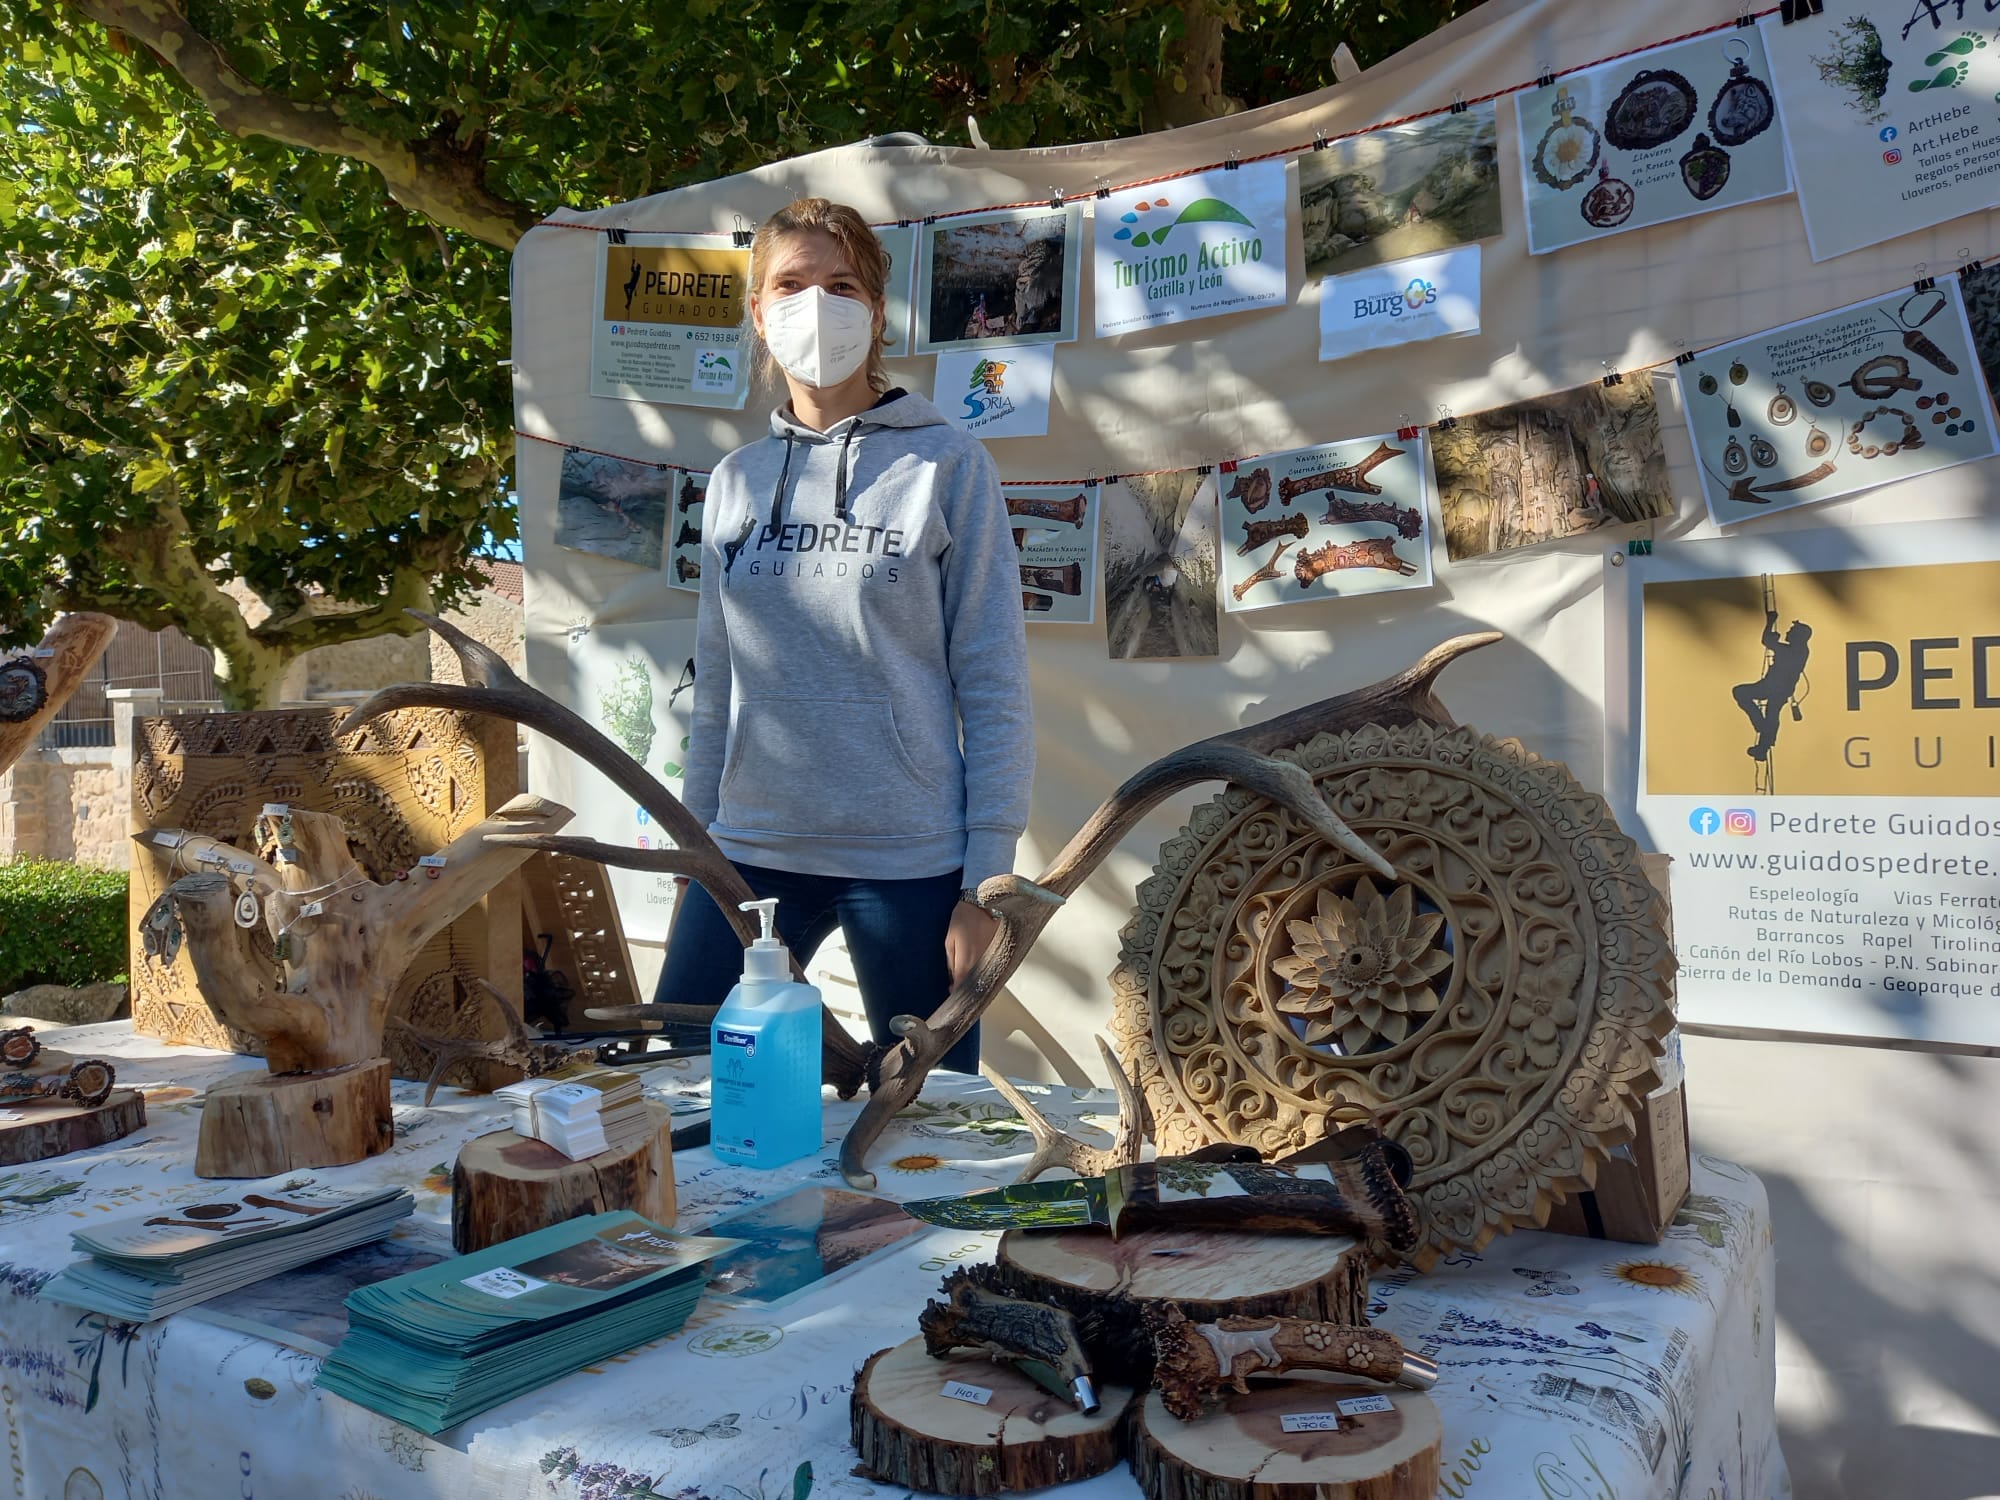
left=718, top=696, right=949, bottom=837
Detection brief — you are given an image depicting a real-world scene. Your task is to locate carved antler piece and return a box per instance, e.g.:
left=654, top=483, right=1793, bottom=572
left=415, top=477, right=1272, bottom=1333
left=1231, top=541, right=1295, bottom=603
left=1276, top=442, right=1406, bottom=504
left=1318, top=495, right=1425, bottom=538
left=388, top=978, right=576, bottom=1104
left=1237, top=513, right=1308, bottom=556
left=978, top=1036, right=1149, bottom=1184
left=1226, top=466, right=1272, bottom=514
left=1295, top=536, right=1418, bottom=584
left=1145, top=1305, right=1436, bottom=1422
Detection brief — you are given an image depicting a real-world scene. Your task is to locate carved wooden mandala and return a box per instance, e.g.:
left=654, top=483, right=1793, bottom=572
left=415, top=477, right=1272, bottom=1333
left=1109, top=721, right=1675, bottom=1267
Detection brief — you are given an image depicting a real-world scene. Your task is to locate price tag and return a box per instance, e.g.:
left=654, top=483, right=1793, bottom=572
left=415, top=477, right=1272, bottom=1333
left=941, top=1381, right=994, bottom=1406
left=300, top=901, right=325, bottom=918
left=261, top=803, right=290, bottom=817
left=1336, top=1394, right=1396, bottom=1416
left=28, top=649, right=54, bottom=658
left=1280, top=1412, right=1339, bottom=1433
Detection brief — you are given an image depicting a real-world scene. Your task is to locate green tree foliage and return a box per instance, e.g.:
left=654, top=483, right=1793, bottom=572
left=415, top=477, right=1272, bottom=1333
left=0, top=27, right=513, bottom=706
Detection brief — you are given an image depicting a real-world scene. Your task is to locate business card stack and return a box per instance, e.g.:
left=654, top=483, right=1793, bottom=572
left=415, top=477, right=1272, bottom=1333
left=496, top=1064, right=649, bottom=1159
left=315, top=1212, right=741, bottom=1433
left=38, top=1182, right=414, bottom=1322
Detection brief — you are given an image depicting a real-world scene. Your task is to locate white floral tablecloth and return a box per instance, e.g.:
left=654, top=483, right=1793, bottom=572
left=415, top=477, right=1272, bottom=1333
left=0, top=1022, right=1786, bottom=1500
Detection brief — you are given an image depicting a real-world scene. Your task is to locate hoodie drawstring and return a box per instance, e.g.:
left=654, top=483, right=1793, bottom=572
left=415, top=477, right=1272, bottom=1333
left=726, top=432, right=795, bottom=579
left=833, top=423, right=860, bottom=527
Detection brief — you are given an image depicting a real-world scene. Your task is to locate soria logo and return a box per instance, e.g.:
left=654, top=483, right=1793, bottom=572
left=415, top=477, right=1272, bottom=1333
left=962, top=358, right=1016, bottom=424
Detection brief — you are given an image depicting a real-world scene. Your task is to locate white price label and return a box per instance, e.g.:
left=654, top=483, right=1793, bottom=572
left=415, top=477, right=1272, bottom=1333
left=418, top=854, right=448, bottom=869
left=1336, top=1394, right=1395, bottom=1416
left=461, top=1266, right=547, bottom=1299
left=941, top=1381, right=994, bottom=1406
left=300, top=901, right=324, bottom=918
left=261, top=803, right=289, bottom=817
left=28, top=649, right=54, bottom=658
left=1280, top=1412, right=1339, bottom=1433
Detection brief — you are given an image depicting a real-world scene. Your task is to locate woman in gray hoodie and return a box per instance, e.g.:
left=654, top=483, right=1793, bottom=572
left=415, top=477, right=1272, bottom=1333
left=657, top=197, right=1034, bottom=1076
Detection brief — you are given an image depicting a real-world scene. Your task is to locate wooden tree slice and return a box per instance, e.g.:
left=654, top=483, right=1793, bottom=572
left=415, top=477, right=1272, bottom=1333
left=850, top=1336, right=1131, bottom=1496
left=0, top=1090, right=146, bottom=1165
left=194, top=1059, right=393, bottom=1178
left=1130, top=1380, right=1441, bottom=1500
left=451, top=1101, right=676, bottom=1252
left=990, top=1227, right=1370, bottom=1383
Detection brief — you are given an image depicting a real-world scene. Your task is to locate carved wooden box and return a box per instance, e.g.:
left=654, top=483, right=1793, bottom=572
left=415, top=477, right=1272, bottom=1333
left=129, top=706, right=523, bottom=1079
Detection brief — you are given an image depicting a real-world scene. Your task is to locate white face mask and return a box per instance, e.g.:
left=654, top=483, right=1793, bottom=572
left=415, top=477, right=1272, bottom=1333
left=760, top=285, right=875, bottom=390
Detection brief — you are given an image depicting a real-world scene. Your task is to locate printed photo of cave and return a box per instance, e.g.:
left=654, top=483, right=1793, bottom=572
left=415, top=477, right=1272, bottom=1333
left=917, top=203, right=1083, bottom=355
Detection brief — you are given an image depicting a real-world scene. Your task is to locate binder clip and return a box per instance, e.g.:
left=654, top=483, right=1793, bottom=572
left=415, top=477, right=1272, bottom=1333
left=1313, top=130, right=1330, bottom=151
left=1913, top=264, right=1935, bottom=294
left=1602, top=361, right=1624, bottom=388
left=1095, top=178, right=1112, bottom=200
left=1449, top=92, right=1468, bottom=115
left=1433, top=405, right=1458, bottom=432
left=1627, top=538, right=1654, bottom=557
left=1780, top=0, right=1823, bottom=22
left=1675, top=350, right=1697, bottom=366
left=607, top=226, right=628, bottom=246
left=923, top=214, right=938, bottom=226
left=1396, top=411, right=1420, bottom=442
left=1196, top=464, right=1214, bottom=476
left=1535, top=66, right=1556, bottom=90
left=731, top=215, right=754, bottom=249
left=1960, top=256, right=1985, bottom=278
left=1224, top=151, right=1240, bottom=171
left=1049, top=187, right=1067, bottom=209
left=1735, top=3, right=1757, bottom=26
left=897, top=217, right=912, bottom=228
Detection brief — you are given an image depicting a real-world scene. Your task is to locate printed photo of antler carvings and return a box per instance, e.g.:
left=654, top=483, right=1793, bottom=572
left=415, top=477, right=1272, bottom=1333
left=1109, top=684, right=1676, bottom=1268
left=1219, top=434, right=1434, bottom=612
left=1006, top=483, right=1102, bottom=625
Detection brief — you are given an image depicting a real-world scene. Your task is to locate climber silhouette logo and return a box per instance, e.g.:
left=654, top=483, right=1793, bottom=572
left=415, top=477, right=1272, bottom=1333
left=1732, top=607, right=1812, bottom=766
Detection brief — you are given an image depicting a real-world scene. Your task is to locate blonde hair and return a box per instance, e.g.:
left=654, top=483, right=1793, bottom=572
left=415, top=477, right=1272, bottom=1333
left=750, top=197, right=893, bottom=394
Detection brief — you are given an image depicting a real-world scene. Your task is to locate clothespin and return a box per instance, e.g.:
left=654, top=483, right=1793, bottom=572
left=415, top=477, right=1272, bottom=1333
left=731, top=214, right=754, bottom=249
left=1449, top=91, right=1467, bottom=115
left=1433, top=404, right=1457, bottom=432
left=1780, top=0, right=1823, bottom=22
left=1602, top=360, right=1624, bottom=388
left=607, top=226, right=628, bottom=246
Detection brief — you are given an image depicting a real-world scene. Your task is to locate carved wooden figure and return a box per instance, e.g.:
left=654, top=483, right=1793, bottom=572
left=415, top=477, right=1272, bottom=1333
left=137, top=795, right=572, bottom=1176
left=0, top=613, right=117, bottom=776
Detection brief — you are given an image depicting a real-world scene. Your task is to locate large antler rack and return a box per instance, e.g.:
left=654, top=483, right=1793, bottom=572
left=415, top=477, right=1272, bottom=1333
left=337, top=614, right=1500, bottom=1187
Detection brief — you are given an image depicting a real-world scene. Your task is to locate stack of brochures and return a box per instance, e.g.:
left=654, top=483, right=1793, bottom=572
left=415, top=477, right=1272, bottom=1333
left=495, top=1064, right=649, bottom=1159
left=316, top=1211, right=740, bottom=1433
left=38, top=1182, right=414, bottom=1322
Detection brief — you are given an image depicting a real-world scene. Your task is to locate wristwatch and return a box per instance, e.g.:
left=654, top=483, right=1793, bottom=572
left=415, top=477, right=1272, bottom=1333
left=958, top=886, right=992, bottom=913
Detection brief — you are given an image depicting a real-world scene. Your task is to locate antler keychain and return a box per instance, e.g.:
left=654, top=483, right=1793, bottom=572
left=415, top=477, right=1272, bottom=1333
left=1884, top=289, right=1959, bottom=375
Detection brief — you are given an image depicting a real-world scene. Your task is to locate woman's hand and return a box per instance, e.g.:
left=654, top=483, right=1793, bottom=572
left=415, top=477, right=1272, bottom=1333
left=945, top=901, right=999, bottom=987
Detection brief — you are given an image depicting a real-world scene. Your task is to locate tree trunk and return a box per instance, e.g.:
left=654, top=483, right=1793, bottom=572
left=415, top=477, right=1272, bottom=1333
left=212, top=640, right=291, bottom=712
left=1143, top=0, right=1242, bottom=131
left=1129, top=1383, right=1443, bottom=1500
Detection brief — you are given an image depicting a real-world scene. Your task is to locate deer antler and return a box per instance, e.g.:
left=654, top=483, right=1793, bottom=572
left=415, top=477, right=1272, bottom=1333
left=388, top=978, right=576, bottom=1105
left=978, top=1036, right=1150, bottom=1184
left=334, top=612, right=872, bottom=1097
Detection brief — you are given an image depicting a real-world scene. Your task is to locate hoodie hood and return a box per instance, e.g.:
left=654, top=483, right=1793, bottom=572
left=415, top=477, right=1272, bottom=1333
left=728, top=390, right=950, bottom=573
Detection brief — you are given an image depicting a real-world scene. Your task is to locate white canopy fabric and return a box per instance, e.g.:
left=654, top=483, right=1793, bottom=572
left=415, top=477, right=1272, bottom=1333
left=511, top=0, right=1997, bottom=1078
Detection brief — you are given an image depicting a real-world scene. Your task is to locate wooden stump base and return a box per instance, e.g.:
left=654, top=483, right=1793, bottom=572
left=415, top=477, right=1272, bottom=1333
left=1130, top=1381, right=1442, bottom=1500
left=850, top=1336, right=1131, bottom=1496
left=990, top=1226, right=1373, bottom=1382
left=195, top=1059, right=393, bottom=1178
left=451, top=1102, right=676, bottom=1253
left=0, top=1090, right=146, bottom=1165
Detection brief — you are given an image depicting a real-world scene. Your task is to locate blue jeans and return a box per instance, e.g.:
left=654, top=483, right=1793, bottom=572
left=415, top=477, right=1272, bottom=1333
left=653, top=862, right=979, bottom=1075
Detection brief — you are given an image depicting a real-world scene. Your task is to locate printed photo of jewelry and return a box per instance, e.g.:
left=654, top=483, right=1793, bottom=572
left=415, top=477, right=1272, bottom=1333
left=1882, top=289, right=1959, bottom=375
left=1842, top=355, right=1921, bottom=399
left=1678, top=132, right=1731, bottom=201
left=1803, top=378, right=1837, bottom=408
left=1803, top=418, right=1832, bottom=457
left=1845, top=406, right=1923, bottom=458
left=1581, top=164, right=1636, bottom=227
left=1707, top=41, right=1775, bottom=146
left=1605, top=67, right=1698, bottom=151
left=1749, top=434, right=1778, bottom=469
left=1917, top=391, right=1977, bottom=437
left=1766, top=386, right=1796, bottom=425
left=1533, top=87, right=1602, bottom=191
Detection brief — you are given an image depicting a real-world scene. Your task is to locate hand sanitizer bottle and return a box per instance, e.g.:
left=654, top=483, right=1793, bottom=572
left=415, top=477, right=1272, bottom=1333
left=708, top=898, right=823, bottom=1169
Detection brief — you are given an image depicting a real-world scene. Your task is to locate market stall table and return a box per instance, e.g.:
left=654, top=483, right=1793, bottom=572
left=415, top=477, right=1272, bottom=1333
left=0, top=1023, right=1785, bottom=1499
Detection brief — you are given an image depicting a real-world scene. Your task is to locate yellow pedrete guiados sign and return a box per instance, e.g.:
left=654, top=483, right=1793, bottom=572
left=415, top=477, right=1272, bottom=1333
left=1644, top=560, right=2000, bottom=799
left=601, top=245, right=748, bottom=327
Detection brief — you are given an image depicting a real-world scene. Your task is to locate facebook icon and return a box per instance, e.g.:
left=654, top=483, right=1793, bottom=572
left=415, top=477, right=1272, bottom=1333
left=1688, top=807, right=1721, bottom=835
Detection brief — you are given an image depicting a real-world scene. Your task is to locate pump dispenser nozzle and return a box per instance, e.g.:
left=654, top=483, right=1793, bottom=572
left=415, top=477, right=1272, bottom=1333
left=738, top=898, right=790, bottom=983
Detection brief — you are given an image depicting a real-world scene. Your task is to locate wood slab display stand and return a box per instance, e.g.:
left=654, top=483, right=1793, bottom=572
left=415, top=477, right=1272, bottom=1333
left=193, top=1061, right=392, bottom=1177
left=850, top=1336, right=1132, bottom=1496
left=990, top=1227, right=1371, bottom=1383
left=0, top=612, right=117, bottom=776
left=0, top=1090, right=145, bottom=1165
left=451, top=1101, right=677, bottom=1253
left=1129, top=1382, right=1441, bottom=1500
left=138, top=796, right=571, bottom=1178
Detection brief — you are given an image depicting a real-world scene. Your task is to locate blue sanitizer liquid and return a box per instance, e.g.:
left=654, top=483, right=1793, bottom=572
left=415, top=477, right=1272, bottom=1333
left=709, top=977, right=824, bottom=1168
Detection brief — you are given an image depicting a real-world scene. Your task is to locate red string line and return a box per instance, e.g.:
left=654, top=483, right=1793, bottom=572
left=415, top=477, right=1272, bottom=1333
left=527, top=8, right=1781, bottom=238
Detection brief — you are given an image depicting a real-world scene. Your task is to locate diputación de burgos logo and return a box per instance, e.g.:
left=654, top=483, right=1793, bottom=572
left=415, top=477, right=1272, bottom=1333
left=1351, top=276, right=1441, bottom=322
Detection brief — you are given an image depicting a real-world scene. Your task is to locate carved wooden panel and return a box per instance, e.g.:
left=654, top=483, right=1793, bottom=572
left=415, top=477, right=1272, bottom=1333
left=519, top=851, right=641, bottom=1015
left=129, top=706, right=523, bottom=1079
left=1109, top=721, right=1676, bottom=1268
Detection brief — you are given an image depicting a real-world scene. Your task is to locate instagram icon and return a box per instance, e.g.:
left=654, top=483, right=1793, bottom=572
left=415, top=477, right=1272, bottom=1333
left=1723, top=809, right=1757, bottom=836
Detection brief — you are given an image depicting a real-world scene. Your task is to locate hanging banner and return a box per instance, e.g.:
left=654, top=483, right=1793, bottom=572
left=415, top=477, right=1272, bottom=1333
left=1297, top=104, right=1503, bottom=281
left=935, top=343, right=1057, bottom=440
left=1609, top=520, right=2000, bottom=1047
left=590, top=234, right=751, bottom=409
left=1007, top=483, right=1101, bottom=624
left=554, top=448, right=671, bottom=570
left=1764, top=2, right=2000, bottom=262
left=915, top=204, right=1085, bottom=355
left=1218, top=434, right=1433, bottom=612
left=873, top=221, right=919, bottom=360
left=665, top=470, right=707, bottom=594
left=1431, top=381, right=1675, bottom=560
left=1094, top=161, right=1289, bottom=337
left=1677, top=283, right=1995, bottom=527
left=1318, top=246, right=1482, bottom=361
left=1516, top=31, right=1790, bottom=255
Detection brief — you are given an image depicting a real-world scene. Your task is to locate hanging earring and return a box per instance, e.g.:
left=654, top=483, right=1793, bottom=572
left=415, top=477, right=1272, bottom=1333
left=233, top=891, right=261, bottom=929
left=1749, top=434, right=1779, bottom=468
left=1804, top=418, right=1831, bottom=457
left=1723, top=436, right=1749, bottom=474
left=1767, top=385, right=1797, bottom=425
